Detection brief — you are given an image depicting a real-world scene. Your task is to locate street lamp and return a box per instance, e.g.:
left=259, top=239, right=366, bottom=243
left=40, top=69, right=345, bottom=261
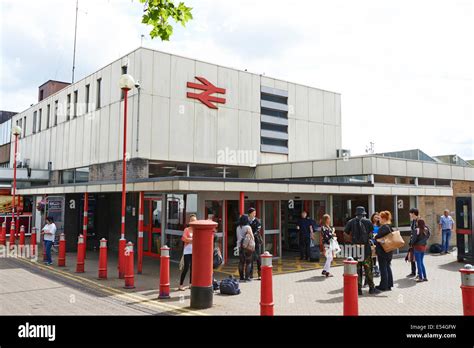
left=118, top=74, right=135, bottom=279
left=11, top=125, right=22, bottom=237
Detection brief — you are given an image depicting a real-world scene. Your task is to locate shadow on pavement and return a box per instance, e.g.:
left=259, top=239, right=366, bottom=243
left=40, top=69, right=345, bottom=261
left=394, top=277, right=417, bottom=289
left=315, top=296, right=344, bottom=304
left=295, top=275, right=327, bottom=283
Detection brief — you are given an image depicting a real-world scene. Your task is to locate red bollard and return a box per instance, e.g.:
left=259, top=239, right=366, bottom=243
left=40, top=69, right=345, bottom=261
left=9, top=221, right=15, bottom=249
left=118, top=237, right=126, bottom=279
left=260, top=251, right=274, bottom=316
left=98, top=238, right=108, bottom=280
left=343, top=257, right=359, bottom=316
left=19, top=225, right=25, bottom=256
left=137, top=191, right=144, bottom=274
left=158, top=245, right=171, bottom=299
left=190, top=220, right=218, bottom=309
left=460, top=264, right=474, bottom=316
left=30, top=227, right=37, bottom=257
left=0, top=221, right=6, bottom=246
left=58, top=233, right=66, bottom=267
left=124, top=241, right=135, bottom=289
left=76, top=234, right=85, bottom=273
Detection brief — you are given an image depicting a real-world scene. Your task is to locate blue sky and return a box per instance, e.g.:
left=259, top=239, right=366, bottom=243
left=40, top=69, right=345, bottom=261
left=1, top=0, right=473, bottom=159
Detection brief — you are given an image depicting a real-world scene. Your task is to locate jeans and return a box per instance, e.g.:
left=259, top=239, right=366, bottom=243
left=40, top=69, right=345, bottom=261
left=323, top=245, right=333, bottom=273
left=179, top=254, right=192, bottom=285
left=441, top=229, right=452, bottom=253
left=299, top=237, right=311, bottom=260
left=414, top=250, right=427, bottom=279
left=377, top=252, right=393, bottom=290
left=44, top=240, right=53, bottom=264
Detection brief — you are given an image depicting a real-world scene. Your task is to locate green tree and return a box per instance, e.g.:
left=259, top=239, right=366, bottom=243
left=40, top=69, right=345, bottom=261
left=140, top=0, right=193, bottom=41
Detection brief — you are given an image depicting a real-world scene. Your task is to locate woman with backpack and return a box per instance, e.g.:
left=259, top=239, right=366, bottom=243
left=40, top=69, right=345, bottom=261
left=375, top=211, right=394, bottom=292
left=178, top=214, right=196, bottom=291
left=413, top=218, right=430, bottom=282
left=236, top=214, right=255, bottom=282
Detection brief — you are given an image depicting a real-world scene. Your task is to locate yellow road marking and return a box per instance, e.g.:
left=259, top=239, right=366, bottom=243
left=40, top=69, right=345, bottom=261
left=14, top=257, right=206, bottom=316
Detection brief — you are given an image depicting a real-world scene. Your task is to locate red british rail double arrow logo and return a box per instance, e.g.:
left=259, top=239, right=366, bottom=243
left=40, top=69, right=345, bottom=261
left=186, top=76, right=226, bottom=109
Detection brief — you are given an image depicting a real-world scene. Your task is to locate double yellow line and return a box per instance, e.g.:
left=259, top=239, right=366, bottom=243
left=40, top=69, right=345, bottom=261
left=15, top=257, right=206, bottom=316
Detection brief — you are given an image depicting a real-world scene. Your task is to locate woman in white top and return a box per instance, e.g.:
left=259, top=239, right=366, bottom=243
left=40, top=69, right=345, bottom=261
left=178, top=214, right=196, bottom=291
left=236, top=214, right=255, bottom=282
left=41, top=216, right=57, bottom=265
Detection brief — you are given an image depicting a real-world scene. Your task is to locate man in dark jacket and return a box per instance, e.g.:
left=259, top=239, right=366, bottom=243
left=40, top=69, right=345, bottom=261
left=248, top=208, right=263, bottom=279
left=408, top=208, right=419, bottom=277
left=344, top=206, right=380, bottom=295
left=296, top=211, right=313, bottom=261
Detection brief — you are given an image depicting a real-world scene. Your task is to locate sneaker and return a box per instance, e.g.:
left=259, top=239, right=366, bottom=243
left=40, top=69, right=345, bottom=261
left=178, top=286, right=186, bottom=291
left=325, top=272, right=334, bottom=278
left=423, top=278, right=428, bottom=282
left=322, top=270, right=328, bottom=276
left=375, top=286, right=388, bottom=292
left=416, top=278, right=424, bottom=283
left=245, top=278, right=252, bottom=282
left=369, top=287, right=381, bottom=295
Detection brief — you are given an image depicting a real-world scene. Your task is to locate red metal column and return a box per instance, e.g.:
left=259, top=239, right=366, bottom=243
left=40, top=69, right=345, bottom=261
left=460, top=264, right=474, bottom=316
left=0, top=221, right=6, bottom=246
left=137, top=192, right=144, bottom=274
left=190, top=220, right=218, bottom=309
left=82, top=192, right=88, bottom=259
left=58, top=233, right=66, bottom=267
left=19, top=225, right=25, bottom=256
left=11, top=134, right=18, bottom=234
left=158, top=246, right=171, bottom=299
left=30, top=227, right=37, bottom=257
left=239, top=192, right=245, bottom=216
left=124, top=241, right=135, bottom=289
left=260, top=251, right=274, bottom=316
left=76, top=234, right=85, bottom=273
left=98, top=238, right=108, bottom=279
left=9, top=220, right=15, bottom=249
left=343, top=257, right=359, bottom=316
left=119, top=88, right=129, bottom=279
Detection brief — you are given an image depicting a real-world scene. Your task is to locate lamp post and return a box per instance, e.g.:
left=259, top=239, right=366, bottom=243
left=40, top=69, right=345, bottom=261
left=118, top=74, right=135, bottom=278
left=11, top=125, right=22, bottom=234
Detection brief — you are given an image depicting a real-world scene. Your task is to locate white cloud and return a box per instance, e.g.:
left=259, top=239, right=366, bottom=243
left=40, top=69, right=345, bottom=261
left=1, top=0, right=473, bottom=159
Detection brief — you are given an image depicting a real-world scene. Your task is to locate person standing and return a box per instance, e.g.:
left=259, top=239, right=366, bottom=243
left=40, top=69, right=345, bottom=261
left=296, top=211, right=313, bottom=261
left=439, top=209, right=455, bottom=254
left=248, top=207, right=262, bottom=280
left=236, top=214, right=255, bottom=282
left=344, top=206, right=380, bottom=295
left=178, top=214, right=196, bottom=291
left=370, top=212, right=381, bottom=278
left=321, top=214, right=336, bottom=277
left=407, top=208, right=419, bottom=277
left=413, top=218, right=430, bottom=282
left=41, top=216, right=57, bottom=266
left=375, top=211, right=394, bottom=292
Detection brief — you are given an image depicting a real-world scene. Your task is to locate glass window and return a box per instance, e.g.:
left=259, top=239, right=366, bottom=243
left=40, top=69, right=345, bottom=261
left=190, top=164, right=223, bottom=178
left=333, top=195, right=369, bottom=227
left=264, top=233, right=280, bottom=257
left=375, top=195, right=393, bottom=216
left=85, top=84, right=90, bottom=113
left=61, top=170, right=74, bottom=184
left=75, top=167, right=89, bottom=183
left=32, top=111, right=37, bottom=133
left=167, top=194, right=185, bottom=230
left=261, top=93, right=287, bottom=104
left=96, top=78, right=102, bottom=109
left=73, top=90, right=78, bottom=118
left=418, top=178, right=435, bottom=186
left=264, top=201, right=279, bottom=230
left=66, top=94, right=71, bottom=120
left=205, top=200, right=223, bottom=232
left=46, top=104, right=50, bottom=129
left=396, top=196, right=411, bottom=227
left=54, top=100, right=58, bottom=126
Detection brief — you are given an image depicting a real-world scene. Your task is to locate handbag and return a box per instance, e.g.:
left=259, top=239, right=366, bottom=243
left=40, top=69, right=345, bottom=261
left=376, top=228, right=405, bottom=253
left=329, top=237, right=342, bottom=255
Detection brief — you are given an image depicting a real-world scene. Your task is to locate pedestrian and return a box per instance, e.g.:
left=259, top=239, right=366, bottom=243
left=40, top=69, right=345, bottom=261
left=236, top=214, right=255, bottom=282
left=375, top=211, right=394, bottom=292
left=247, top=207, right=263, bottom=280
left=41, top=216, right=57, bottom=266
left=439, top=209, right=455, bottom=254
left=321, top=214, right=336, bottom=277
left=413, top=218, right=430, bottom=282
left=344, top=206, right=380, bottom=295
left=178, top=214, right=196, bottom=291
left=370, top=212, right=381, bottom=278
left=407, top=208, right=419, bottom=277
left=296, top=210, right=313, bottom=261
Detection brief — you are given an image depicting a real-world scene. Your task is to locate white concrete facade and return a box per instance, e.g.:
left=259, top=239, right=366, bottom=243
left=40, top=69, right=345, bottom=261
left=10, top=47, right=342, bottom=171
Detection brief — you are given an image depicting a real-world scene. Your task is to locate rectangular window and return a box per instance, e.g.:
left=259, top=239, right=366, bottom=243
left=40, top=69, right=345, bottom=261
left=261, top=137, right=288, bottom=147
left=261, top=122, right=288, bottom=133
left=85, top=84, right=90, bottom=113
left=261, top=93, right=288, bottom=104
left=73, top=90, right=78, bottom=118
left=33, top=111, right=37, bottom=134
left=96, top=78, right=102, bottom=109
left=54, top=100, right=58, bottom=126
left=23, top=116, right=26, bottom=136
left=38, top=108, right=42, bottom=132
left=46, top=104, right=51, bottom=129
left=66, top=94, right=71, bottom=120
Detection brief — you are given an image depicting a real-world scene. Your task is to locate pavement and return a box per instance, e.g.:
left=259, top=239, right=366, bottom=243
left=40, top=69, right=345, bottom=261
left=0, top=243, right=466, bottom=315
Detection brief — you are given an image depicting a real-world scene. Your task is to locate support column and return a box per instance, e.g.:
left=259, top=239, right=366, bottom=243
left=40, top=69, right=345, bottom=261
left=368, top=194, right=375, bottom=217
left=239, top=192, right=245, bottom=216
left=137, top=191, right=144, bottom=274
left=161, top=194, right=167, bottom=249
left=393, top=195, right=399, bottom=228
left=328, top=195, right=334, bottom=226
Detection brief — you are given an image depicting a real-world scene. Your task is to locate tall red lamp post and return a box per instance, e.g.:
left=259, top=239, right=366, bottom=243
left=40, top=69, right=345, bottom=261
left=118, top=74, right=135, bottom=278
left=11, top=125, right=22, bottom=235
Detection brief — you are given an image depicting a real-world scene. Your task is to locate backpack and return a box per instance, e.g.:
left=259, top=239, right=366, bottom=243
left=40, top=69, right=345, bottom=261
left=219, top=276, right=241, bottom=295
left=241, top=227, right=255, bottom=252
left=213, top=248, right=223, bottom=269
left=352, top=218, right=369, bottom=245
left=430, top=243, right=442, bottom=253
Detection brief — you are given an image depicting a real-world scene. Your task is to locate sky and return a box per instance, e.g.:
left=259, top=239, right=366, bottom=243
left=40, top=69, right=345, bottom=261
left=1, top=0, right=473, bottom=159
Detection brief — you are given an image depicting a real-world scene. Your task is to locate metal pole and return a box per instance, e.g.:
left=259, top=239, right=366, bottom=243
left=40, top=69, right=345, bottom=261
left=83, top=192, right=88, bottom=258
left=72, top=0, right=79, bottom=83
left=12, top=134, right=18, bottom=227
left=119, top=87, right=129, bottom=278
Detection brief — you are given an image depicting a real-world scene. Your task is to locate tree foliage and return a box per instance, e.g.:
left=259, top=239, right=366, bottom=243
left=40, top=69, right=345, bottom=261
left=140, top=0, right=193, bottom=41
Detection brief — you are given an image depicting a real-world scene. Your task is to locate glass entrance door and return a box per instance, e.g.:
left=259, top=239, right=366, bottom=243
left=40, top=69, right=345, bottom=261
left=263, top=200, right=280, bottom=257
left=144, top=198, right=162, bottom=257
